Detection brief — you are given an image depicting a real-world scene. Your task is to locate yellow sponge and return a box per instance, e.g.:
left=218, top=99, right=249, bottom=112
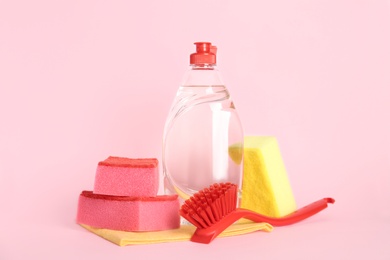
left=229, top=136, right=297, bottom=218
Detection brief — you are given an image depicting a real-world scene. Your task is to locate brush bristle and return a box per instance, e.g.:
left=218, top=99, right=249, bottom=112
left=180, top=183, right=238, bottom=229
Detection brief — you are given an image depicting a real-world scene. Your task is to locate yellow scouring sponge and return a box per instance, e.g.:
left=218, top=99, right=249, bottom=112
left=229, top=136, right=297, bottom=218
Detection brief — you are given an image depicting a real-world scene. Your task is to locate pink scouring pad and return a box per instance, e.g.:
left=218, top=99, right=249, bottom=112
left=76, top=191, right=180, bottom=231
left=93, top=156, right=159, bottom=197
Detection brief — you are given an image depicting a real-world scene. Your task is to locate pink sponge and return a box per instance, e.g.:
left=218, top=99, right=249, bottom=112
left=93, top=156, right=159, bottom=197
left=76, top=191, right=180, bottom=231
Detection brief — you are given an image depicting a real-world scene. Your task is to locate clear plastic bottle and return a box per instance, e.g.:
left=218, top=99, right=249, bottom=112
left=162, top=42, right=243, bottom=203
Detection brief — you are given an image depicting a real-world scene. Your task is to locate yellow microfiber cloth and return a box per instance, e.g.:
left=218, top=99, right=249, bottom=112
left=230, top=136, right=297, bottom=218
left=79, top=222, right=273, bottom=246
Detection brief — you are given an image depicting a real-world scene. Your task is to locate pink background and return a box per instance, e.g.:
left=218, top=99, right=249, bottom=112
left=1, top=0, right=389, bottom=259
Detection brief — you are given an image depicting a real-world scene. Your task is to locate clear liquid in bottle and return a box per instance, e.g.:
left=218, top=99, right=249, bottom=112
left=162, top=42, right=243, bottom=203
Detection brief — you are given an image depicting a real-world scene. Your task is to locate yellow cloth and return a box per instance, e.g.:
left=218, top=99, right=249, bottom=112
left=80, top=222, right=273, bottom=246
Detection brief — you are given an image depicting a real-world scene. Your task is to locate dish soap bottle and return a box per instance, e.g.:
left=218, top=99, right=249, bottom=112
left=162, top=42, right=243, bottom=202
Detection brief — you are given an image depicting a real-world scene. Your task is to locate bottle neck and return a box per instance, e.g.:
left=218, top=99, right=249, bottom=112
left=182, top=64, right=223, bottom=86
left=191, top=64, right=216, bottom=70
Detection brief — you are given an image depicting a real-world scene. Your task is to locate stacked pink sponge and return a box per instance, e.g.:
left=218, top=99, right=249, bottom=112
left=76, top=156, right=180, bottom=232
left=93, top=157, right=159, bottom=197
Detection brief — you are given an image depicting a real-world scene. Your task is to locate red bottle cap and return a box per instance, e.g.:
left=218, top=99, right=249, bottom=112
left=190, top=42, right=217, bottom=65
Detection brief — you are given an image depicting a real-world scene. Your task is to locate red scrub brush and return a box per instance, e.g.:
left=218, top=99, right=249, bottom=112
left=180, top=182, right=335, bottom=244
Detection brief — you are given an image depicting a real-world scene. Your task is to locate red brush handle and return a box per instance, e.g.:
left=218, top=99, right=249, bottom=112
left=191, top=197, right=335, bottom=244
left=242, top=197, right=335, bottom=226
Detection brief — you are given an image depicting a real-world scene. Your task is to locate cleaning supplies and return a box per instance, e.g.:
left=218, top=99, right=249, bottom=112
left=93, top=156, right=159, bottom=197
left=76, top=156, right=180, bottom=232
left=76, top=191, right=180, bottom=231
left=180, top=182, right=335, bottom=244
left=162, top=42, right=244, bottom=202
left=229, top=136, right=297, bottom=217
